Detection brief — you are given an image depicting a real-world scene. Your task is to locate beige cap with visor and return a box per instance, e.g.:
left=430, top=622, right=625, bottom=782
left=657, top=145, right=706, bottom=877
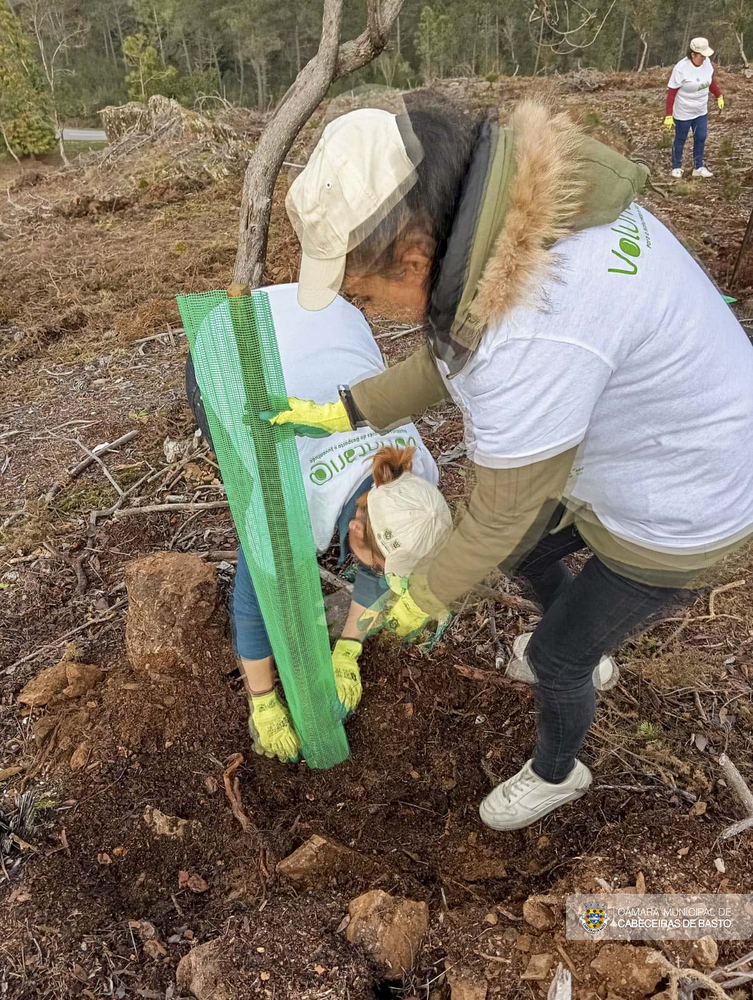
left=367, top=472, right=453, bottom=578
left=689, top=37, right=714, bottom=57
left=285, top=108, right=419, bottom=311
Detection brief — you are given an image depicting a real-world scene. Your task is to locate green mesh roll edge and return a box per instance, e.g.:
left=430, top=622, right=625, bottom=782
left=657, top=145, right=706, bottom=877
left=176, top=288, right=349, bottom=769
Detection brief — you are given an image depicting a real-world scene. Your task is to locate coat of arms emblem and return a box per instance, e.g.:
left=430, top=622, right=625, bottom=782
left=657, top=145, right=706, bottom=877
left=580, top=903, right=610, bottom=934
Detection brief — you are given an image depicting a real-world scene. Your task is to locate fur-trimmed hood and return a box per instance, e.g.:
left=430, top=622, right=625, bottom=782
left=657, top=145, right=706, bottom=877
left=428, top=100, right=649, bottom=376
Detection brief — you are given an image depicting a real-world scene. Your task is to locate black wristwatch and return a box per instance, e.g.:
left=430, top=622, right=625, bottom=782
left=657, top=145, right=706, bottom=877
left=338, top=384, right=367, bottom=429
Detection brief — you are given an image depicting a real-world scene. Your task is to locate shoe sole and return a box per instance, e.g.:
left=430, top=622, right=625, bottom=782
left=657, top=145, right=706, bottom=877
left=505, top=659, right=621, bottom=693
left=479, top=786, right=590, bottom=831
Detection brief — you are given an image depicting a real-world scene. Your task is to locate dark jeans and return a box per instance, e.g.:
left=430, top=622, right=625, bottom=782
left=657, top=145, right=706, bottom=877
left=515, top=525, right=680, bottom=783
left=672, top=113, right=708, bottom=170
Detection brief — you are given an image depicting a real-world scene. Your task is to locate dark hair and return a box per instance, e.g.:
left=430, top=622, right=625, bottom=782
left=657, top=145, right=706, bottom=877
left=346, top=94, right=479, bottom=289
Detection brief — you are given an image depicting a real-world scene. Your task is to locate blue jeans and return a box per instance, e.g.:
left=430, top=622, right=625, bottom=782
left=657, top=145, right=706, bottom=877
left=515, top=525, right=681, bottom=783
left=672, top=114, right=708, bottom=170
left=231, top=547, right=387, bottom=659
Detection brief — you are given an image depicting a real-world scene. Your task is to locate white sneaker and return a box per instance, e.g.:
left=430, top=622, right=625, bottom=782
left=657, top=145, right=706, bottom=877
left=692, top=166, right=713, bottom=178
left=480, top=759, right=592, bottom=831
left=671, top=168, right=683, bottom=178
left=505, top=633, right=620, bottom=692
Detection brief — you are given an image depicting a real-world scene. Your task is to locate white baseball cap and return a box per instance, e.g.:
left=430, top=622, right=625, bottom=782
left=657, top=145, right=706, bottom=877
left=285, top=108, right=420, bottom=311
left=367, top=472, right=453, bottom=577
left=690, top=37, right=714, bottom=57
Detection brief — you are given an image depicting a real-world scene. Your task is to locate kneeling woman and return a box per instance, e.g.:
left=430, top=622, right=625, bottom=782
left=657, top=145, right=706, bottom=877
left=186, top=283, right=451, bottom=762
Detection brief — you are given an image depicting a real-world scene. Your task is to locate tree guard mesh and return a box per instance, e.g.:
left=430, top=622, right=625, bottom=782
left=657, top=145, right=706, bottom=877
left=176, top=288, right=349, bottom=769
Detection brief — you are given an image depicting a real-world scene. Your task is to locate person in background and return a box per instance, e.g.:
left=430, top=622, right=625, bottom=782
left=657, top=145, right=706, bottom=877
left=186, top=283, right=450, bottom=763
left=664, top=36, right=723, bottom=179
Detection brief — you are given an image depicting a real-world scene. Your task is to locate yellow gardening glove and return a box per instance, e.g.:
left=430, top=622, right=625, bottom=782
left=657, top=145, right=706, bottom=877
left=249, top=689, right=301, bottom=762
left=717, top=96, right=724, bottom=111
left=261, top=397, right=351, bottom=438
left=355, top=581, right=400, bottom=638
left=663, top=115, right=674, bottom=130
left=332, top=639, right=363, bottom=714
left=383, top=588, right=433, bottom=641
left=382, top=576, right=450, bottom=643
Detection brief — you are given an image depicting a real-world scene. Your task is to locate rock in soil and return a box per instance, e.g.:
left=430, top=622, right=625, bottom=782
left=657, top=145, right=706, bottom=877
left=69, top=742, right=91, bottom=770
left=446, top=965, right=488, bottom=999
left=33, top=715, right=58, bottom=746
left=176, top=937, right=232, bottom=1000
left=277, top=834, right=378, bottom=889
left=667, top=936, right=719, bottom=970
left=522, top=897, right=557, bottom=931
left=18, top=660, right=103, bottom=706
left=18, top=661, right=66, bottom=706
left=346, top=889, right=429, bottom=981
left=520, top=952, right=554, bottom=980
left=143, top=804, right=197, bottom=839
left=124, top=552, right=220, bottom=675
left=590, top=944, right=664, bottom=996
left=61, top=662, right=104, bottom=698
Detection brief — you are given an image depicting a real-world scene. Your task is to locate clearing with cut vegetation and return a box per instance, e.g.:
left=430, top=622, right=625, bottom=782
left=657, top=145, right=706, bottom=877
left=1, top=71, right=753, bottom=1000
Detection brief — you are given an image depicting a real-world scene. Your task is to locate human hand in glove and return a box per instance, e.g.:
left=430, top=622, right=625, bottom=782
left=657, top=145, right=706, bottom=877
left=717, top=96, right=724, bottom=111
left=249, top=689, right=301, bottom=762
left=663, top=115, right=674, bottom=130
left=332, top=639, right=363, bottom=715
left=359, top=575, right=450, bottom=644
left=261, top=397, right=352, bottom=438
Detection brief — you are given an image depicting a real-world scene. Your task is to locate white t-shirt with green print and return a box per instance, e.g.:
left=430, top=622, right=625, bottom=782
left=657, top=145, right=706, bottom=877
left=439, top=204, right=753, bottom=552
left=668, top=56, right=714, bottom=120
left=194, top=284, right=438, bottom=553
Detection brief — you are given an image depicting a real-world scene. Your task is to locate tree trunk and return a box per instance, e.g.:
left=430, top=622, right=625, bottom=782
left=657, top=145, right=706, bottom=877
left=234, top=0, right=405, bottom=287
left=0, top=122, right=21, bottom=164
left=57, top=118, right=70, bottom=167
left=252, top=59, right=264, bottom=112
left=533, top=17, right=544, bottom=76
left=113, top=4, right=125, bottom=61
left=736, top=31, right=749, bottom=68
left=503, top=18, right=517, bottom=73
left=617, top=11, right=627, bottom=70
left=680, top=2, right=694, bottom=57
left=181, top=31, right=192, bottom=73
left=295, top=21, right=301, bottom=73
left=152, top=3, right=165, bottom=64
left=238, top=47, right=245, bottom=104
left=731, top=205, right=753, bottom=287
left=637, top=32, right=648, bottom=71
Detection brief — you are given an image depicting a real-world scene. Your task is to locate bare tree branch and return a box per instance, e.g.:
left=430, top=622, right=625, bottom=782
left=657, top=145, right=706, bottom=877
left=234, top=0, right=405, bottom=287
left=528, top=0, right=616, bottom=56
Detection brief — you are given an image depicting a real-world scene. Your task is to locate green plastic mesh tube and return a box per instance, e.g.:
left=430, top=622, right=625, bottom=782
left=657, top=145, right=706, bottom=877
left=176, top=287, right=349, bottom=769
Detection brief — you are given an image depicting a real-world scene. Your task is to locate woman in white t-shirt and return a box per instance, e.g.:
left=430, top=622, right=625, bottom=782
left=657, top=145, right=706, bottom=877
left=271, top=98, right=753, bottom=832
left=663, top=36, right=724, bottom=179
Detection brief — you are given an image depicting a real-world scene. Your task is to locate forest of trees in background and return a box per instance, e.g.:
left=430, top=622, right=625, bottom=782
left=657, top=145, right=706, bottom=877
left=1, top=0, right=752, bottom=150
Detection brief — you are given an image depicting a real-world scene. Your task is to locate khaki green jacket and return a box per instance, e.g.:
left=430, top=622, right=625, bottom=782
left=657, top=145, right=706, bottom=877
left=351, top=101, right=744, bottom=608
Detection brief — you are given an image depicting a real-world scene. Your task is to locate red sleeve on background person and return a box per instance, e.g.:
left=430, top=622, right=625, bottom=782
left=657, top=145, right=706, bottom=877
left=666, top=88, right=679, bottom=115
left=709, top=78, right=722, bottom=98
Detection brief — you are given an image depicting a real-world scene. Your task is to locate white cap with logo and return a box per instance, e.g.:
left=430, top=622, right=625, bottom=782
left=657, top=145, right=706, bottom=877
left=285, top=108, right=419, bottom=311
left=689, top=37, right=714, bottom=57
left=367, top=472, right=453, bottom=578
